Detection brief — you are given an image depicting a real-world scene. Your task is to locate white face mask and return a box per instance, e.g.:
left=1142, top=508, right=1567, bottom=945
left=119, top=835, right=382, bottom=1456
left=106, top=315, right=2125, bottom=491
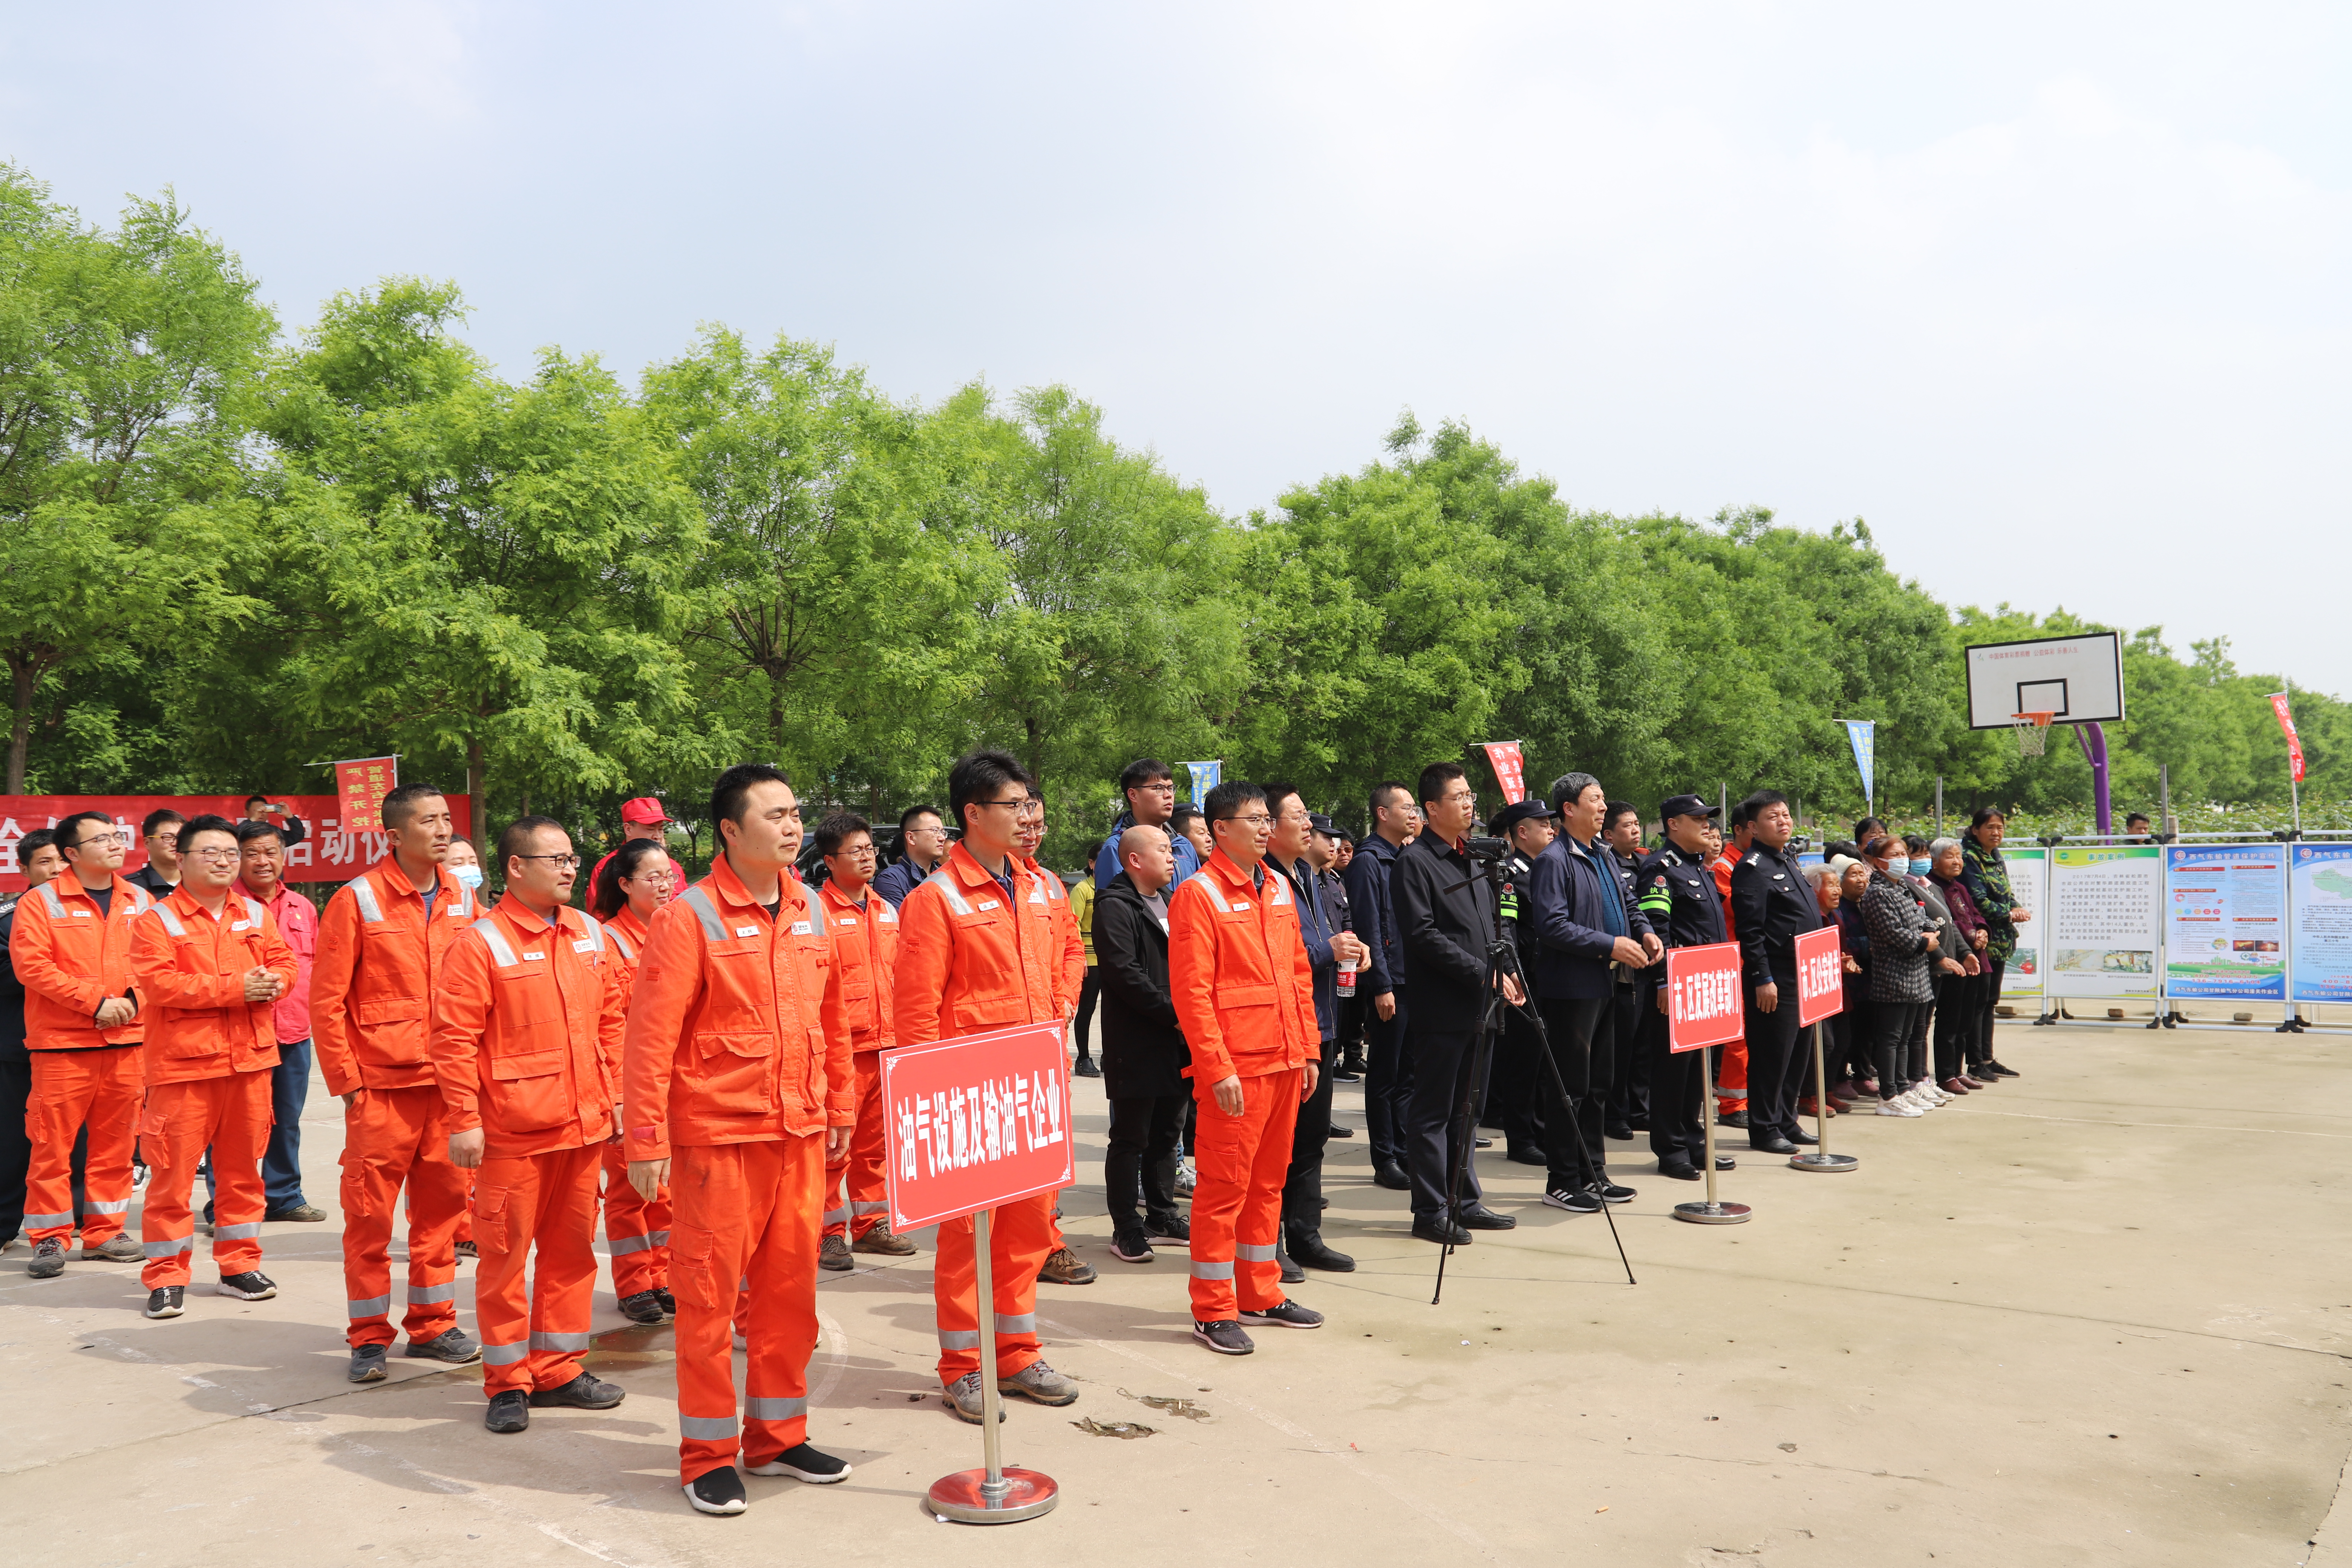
left=450, top=864, right=484, bottom=890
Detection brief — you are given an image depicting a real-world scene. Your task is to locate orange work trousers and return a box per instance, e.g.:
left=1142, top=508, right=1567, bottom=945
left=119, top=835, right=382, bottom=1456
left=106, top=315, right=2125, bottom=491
left=474, top=1143, right=604, bottom=1398
left=1188, top=1066, right=1301, bottom=1323
left=669, top=1133, right=824, bottom=1484
left=1717, top=1030, right=1750, bottom=1110
left=140, top=1070, right=273, bottom=1288
left=23, top=1045, right=141, bottom=1245
left=602, top=1139, right=671, bottom=1297
left=340, top=1084, right=470, bottom=1349
left=933, top=1191, right=1055, bottom=1387
left=821, top=1053, right=888, bottom=1241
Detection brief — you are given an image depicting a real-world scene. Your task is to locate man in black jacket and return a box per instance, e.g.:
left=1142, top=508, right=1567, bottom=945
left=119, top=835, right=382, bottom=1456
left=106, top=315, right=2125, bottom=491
left=1390, top=763, right=1521, bottom=1246
left=1341, top=782, right=1419, bottom=1190
left=1634, top=795, right=1733, bottom=1179
left=1094, top=825, right=1191, bottom=1264
left=1730, top=790, right=1825, bottom=1154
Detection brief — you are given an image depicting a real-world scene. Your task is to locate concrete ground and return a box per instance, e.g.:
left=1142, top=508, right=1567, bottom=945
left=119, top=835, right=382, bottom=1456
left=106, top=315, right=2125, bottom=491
left=5, top=1020, right=2349, bottom=1568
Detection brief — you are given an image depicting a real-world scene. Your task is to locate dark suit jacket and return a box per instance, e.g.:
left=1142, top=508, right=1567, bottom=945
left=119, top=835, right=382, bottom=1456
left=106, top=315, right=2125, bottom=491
left=1093, top=871, right=1188, bottom=1098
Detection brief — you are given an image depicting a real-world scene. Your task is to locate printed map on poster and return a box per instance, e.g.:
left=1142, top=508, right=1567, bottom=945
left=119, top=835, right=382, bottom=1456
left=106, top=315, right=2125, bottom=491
left=2289, top=842, right=2352, bottom=1004
left=2163, top=845, right=2286, bottom=1001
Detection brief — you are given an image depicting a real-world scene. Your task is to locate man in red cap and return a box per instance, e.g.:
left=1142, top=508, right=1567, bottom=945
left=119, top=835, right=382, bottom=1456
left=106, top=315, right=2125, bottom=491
left=591, top=798, right=672, bottom=891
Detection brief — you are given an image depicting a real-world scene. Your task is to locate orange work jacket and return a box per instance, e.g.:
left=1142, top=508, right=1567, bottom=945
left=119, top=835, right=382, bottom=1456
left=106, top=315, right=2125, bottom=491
left=431, top=895, right=628, bottom=1156
left=892, top=843, right=1065, bottom=1045
left=602, top=903, right=652, bottom=1010
left=1167, top=847, right=1320, bottom=1083
left=311, top=859, right=480, bottom=1096
left=128, top=887, right=298, bottom=1086
left=1023, top=855, right=1086, bottom=1017
left=818, top=877, right=898, bottom=1054
left=621, top=855, right=850, bottom=1161
left=11, top=873, right=155, bottom=1049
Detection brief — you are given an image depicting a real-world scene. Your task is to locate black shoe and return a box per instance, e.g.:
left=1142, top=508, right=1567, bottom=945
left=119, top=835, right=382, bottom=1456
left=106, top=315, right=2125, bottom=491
left=1715, top=1155, right=1737, bottom=1171
left=1458, top=1205, right=1516, bottom=1231
left=1331, top=1068, right=1361, bottom=1083
left=1784, top=1128, right=1819, bottom=1147
left=1605, top=1121, right=1635, bottom=1141
left=1240, top=1299, right=1324, bottom=1330
left=485, top=1390, right=530, bottom=1434
left=1718, top=1109, right=1750, bottom=1129
left=406, top=1328, right=483, bottom=1364
left=1326, top=1122, right=1354, bottom=1138
left=1192, top=1318, right=1255, bottom=1355
left=530, top=1372, right=625, bottom=1409
left=683, top=1464, right=746, bottom=1515
left=1473, top=1137, right=1493, bottom=1148
left=1411, top=1217, right=1470, bottom=1245
left=1142, top=1213, right=1191, bottom=1246
left=654, top=1287, right=677, bottom=1317
left=1589, top=1182, right=1635, bottom=1204
left=1505, top=1146, right=1546, bottom=1165
left=1373, top=1161, right=1412, bottom=1191
left=1109, top=1230, right=1154, bottom=1263
left=454, top=1240, right=478, bottom=1259
left=349, top=1343, right=390, bottom=1382
left=1750, top=1135, right=1796, bottom=1155
left=1542, top=1188, right=1602, bottom=1214
left=1073, top=1057, right=1101, bottom=1078
left=144, top=1286, right=186, bottom=1319
left=619, top=1289, right=671, bottom=1324
left=1659, top=1162, right=1702, bottom=1182
left=747, top=1442, right=851, bottom=1482
left=1285, top=1226, right=1356, bottom=1272
left=1983, top=1059, right=2021, bottom=1078
left=1626, top=1118, right=1651, bottom=1133
left=819, top=1234, right=853, bottom=1272
left=217, top=1270, right=278, bottom=1300
left=26, top=1237, right=65, bottom=1279
left=1275, top=1236, right=1305, bottom=1285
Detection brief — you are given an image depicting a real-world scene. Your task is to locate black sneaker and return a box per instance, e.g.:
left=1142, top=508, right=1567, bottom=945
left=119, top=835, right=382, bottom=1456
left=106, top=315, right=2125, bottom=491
left=653, top=1287, right=677, bottom=1317
left=454, top=1239, right=478, bottom=1260
left=1542, top=1188, right=1602, bottom=1214
left=349, top=1343, right=389, bottom=1382
left=819, top=1234, right=853, bottom=1272
left=619, top=1289, right=671, bottom=1324
left=1142, top=1213, right=1190, bottom=1246
left=1191, top=1319, right=1255, bottom=1355
left=530, top=1372, right=626, bottom=1409
left=1983, top=1059, right=2021, bottom=1078
left=1109, top=1230, right=1153, bottom=1263
left=27, top=1237, right=65, bottom=1279
left=217, top=1270, right=278, bottom=1300
left=747, top=1442, right=851, bottom=1482
left=144, top=1286, right=186, bottom=1319
left=406, top=1328, right=483, bottom=1364
left=485, top=1390, right=530, bottom=1434
left=1239, top=1300, right=1324, bottom=1330
left=1331, top=1067, right=1362, bottom=1083
left=684, top=1464, right=746, bottom=1515
left=1072, top=1057, right=1102, bottom=1078
left=1590, top=1182, right=1636, bottom=1204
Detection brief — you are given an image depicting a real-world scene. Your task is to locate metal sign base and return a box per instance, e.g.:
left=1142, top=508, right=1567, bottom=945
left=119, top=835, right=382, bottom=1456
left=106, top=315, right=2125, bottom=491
left=1672, top=1199, right=1753, bottom=1225
left=1791, top=1023, right=1857, bottom=1174
left=1672, top=1043, right=1751, bottom=1224
left=1789, top=1151, right=1858, bottom=1173
left=925, top=1209, right=1059, bottom=1525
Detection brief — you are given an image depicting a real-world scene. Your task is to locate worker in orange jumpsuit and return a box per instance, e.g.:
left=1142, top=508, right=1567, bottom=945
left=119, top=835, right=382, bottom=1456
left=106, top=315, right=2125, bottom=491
left=12, top=810, right=154, bottom=1280
left=623, top=764, right=855, bottom=1517
left=435, top=816, right=631, bottom=1435
left=587, top=838, right=676, bottom=1323
left=127, top=815, right=299, bottom=1319
left=1015, top=782, right=1095, bottom=1287
left=1166, top=780, right=1326, bottom=1355
left=811, top=812, right=915, bottom=1272
left=894, top=750, right=1084, bottom=1423
left=1709, top=808, right=1751, bottom=1124
left=311, top=783, right=483, bottom=1383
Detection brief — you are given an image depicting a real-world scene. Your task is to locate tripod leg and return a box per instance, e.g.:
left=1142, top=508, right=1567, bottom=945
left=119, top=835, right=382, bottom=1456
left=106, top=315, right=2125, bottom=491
left=1515, top=997, right=1635, bottom=1286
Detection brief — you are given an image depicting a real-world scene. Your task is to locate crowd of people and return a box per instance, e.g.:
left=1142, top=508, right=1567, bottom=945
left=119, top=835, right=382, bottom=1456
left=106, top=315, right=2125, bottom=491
left=0, top=753, right=2035, bottom=1519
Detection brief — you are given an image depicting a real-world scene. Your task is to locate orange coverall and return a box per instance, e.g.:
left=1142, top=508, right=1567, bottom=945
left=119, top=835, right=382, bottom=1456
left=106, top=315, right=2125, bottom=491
left=893, top=843, right=1069, bottom=1386
left=1166, top=848, right=1319, bottom=1323
left=311, top=860, right=479, bottom=1349
left=818, top=878, right=897, bottom=1243
left=622, top=855, right=850, bottom=1484
left=10, top=872, right=155, bottom=1246
left=597, top=905, right=669, bottom=1300
left=432, top=896, right=628, bottom=1398
left=129, top=889, right=297, bottom=1288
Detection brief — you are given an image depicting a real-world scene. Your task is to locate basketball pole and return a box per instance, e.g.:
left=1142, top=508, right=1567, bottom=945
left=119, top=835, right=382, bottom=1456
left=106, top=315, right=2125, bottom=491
left=2081, top=721, right=2113, bottom=838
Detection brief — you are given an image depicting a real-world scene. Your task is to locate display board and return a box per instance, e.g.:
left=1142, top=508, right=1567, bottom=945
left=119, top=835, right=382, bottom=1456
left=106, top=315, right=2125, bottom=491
left=2288, top=842, right=2352, bottom=1004
left=2047, top=844, right=2164, bottom=1000
left=1996, top=845, right=2049, bottom=1000
left=2162, top=844, right=2288, bottom=1002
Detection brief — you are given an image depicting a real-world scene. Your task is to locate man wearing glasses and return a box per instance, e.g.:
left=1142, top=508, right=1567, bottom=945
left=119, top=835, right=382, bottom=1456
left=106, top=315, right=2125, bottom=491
left=873, top=805, right=948, bottom=909
left=812, top=811, right=915, bottom=1271
left=128, top=810, right=185, bottom=898
left=1093, top=759, right=1199, bottom=891
left=230, top=818, right=326, bottom=1223
left=11, top=812, right=153, bottom=1279
left=1015, top=782, right=1097, bottom=1288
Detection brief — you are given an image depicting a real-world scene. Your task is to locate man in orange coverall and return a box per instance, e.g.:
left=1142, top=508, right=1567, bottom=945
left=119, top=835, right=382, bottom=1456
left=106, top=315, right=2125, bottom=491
left=11, top=810, right=153, bottom=1279
left=127, top=814, right=299, bottom=1320
left=812, top=812, right=914, bottom=1272
left=311, top=783, right=483, bottom=1383
left=1015, top=781, right=1095, bottom=1287
left=434, top=817, right=630, bottom=1435
left=623, top=764, right=855, bottom=1517
left=1166, top=779, right=1326, bottom=1356
left=894, top=750, right=1084, bottom=1424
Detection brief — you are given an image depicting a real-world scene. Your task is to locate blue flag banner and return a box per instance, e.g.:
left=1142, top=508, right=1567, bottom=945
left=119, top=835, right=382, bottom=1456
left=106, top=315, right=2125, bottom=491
left=1183, top=761, right=1222, bottom=805
left=1842, top=720, right=1876, bottom=812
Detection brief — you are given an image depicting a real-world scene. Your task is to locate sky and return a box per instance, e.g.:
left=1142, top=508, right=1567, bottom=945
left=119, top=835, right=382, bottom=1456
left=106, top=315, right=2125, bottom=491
left=7, top=3, right=2347, bottom=696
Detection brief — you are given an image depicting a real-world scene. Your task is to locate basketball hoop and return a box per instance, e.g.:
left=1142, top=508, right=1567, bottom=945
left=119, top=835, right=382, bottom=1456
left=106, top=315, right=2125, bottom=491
left=2011, top=712, right=2055, bottom=758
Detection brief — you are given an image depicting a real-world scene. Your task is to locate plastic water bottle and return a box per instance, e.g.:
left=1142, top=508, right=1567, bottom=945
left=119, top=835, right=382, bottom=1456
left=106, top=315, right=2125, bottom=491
left=1337, top=959, right=1358, bottom=998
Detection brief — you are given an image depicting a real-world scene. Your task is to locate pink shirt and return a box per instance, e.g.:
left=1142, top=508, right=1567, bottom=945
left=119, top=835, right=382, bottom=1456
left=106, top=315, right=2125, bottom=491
left=245, top=881, right=319, bottom=1044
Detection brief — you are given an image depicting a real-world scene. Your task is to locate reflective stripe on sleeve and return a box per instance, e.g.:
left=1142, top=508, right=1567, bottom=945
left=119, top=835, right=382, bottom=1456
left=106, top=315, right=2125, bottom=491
left=351, top=878, right=384, bottom=924
left=471, top=919, right=520, bottom=969
left=680, top=887, right=729, bottom=943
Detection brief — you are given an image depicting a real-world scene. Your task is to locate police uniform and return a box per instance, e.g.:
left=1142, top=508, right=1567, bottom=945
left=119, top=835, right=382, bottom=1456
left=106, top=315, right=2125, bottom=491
left=1490, top=815, right=1548, bottom=1161
left=1632, top=795, right=1727, bottom=1175
left=1728, top=822, right=1826, bottom=1149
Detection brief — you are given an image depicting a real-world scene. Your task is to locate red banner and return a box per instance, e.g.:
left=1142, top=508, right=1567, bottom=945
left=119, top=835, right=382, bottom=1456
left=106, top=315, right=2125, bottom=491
left=1480, top=741, right=1527, bottom=805
left=0, top=794, right=473, bottom=893
left=1664, top=941, right=1745, bottom=1052
left=334, top=757, right=398, bottom=833
left=2269, top=693, right=2306, bottom=785
left=1794, top=925, right=1845, bottom=1027
left=881, top=1022, right=1077, bottom=1231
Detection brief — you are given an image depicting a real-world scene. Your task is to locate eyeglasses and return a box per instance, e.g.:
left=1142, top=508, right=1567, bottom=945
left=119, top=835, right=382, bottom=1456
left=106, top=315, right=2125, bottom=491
left=70, top=832, right=129, bottom=850
left=975, top=799, right=1044, bottom=819
left=1215, top=813, right=1274, bottom=827
left=514, top=853, right=582, bottom=870
left=1438, top=791, right=1478, bottom=807
left=1133, top=782, right=1176, bottom=794
left=188, top=847, right=241, bottom=864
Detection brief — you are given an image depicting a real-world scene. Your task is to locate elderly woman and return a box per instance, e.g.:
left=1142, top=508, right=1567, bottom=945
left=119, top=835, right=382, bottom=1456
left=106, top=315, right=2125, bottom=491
left=1927, top=839, right=1989, bottom=1092
left=1804, top=865, right=1867, bottom=1110
left=1859, top=837, right=1943, bottom=1115
left=1960, top=808, right=2028, bottom=1079
left=1903, top=835, right=1973, bottom=1095
left=1830, top=856, right=1876, bottom=1095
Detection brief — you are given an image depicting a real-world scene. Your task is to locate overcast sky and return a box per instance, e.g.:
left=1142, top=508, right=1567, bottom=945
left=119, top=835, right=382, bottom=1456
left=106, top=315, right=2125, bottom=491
left=9, top=4, right=2346, bottom=697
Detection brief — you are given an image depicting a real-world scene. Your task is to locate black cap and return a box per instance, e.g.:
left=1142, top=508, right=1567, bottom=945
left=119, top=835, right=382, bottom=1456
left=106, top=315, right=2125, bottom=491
left=1490, top=799, right=1553, bottom=834
left=1308, top=812, right=1342, bottom=838
left=1659, top=793, right=1720, bottom=823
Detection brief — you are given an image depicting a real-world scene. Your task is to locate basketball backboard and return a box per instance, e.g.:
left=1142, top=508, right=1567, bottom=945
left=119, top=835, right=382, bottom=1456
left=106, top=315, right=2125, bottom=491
left=1963, top=631, right=2125, bottom=731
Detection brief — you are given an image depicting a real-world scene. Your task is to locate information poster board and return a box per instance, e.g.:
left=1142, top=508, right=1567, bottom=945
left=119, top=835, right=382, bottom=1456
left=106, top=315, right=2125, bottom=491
left=2047, top=844, right=2163, bottom=1000
left=1996, top=845, right=2049, bottom=1000
left=2162, top=844, right=2287, bottom=1002
left=2288, top=842, right=2352, bottom=1004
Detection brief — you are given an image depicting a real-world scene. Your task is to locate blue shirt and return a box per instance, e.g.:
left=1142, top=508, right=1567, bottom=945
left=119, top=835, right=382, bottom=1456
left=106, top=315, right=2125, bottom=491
left=1093, top=815, right=1200, bottom=890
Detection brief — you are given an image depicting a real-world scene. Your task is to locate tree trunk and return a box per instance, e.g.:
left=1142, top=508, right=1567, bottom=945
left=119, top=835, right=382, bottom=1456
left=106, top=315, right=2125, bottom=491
left=6, top=658, right=31, bottom=795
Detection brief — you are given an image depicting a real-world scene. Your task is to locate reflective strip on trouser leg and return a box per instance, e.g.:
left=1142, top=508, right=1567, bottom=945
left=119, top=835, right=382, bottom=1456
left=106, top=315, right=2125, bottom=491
left=737, top=1131, right=825, bottom=1464
left=931, top=1191, right=1054, bottom=1386
left=679, top=1415, right=738, bottom=1441
left=205, top=1069, right=277, bottom=1278
left=1190, top=1260, right=1234, bottom=1279
left=85, top=1196, right=131, bottom=1215
left=213, top=1222, right=264, bottom=1240
left=398, top=1092, right=470, bottom=1341
left=479, top=1340, right=530, bottom=1366
left=669, top=1142, right=771, bottom=1482
left=1188, top=1068, right=1300, bottom=1321
left=842, top=1053, right=891, bottom=1236
left=473, top=1145, right=602, bottom=1394
left=143, top=1234, right=195, bottom=1259
left=408, top=1282, right=456, bottom=1304
left=139, top=1079, right=222, bottom=1290
left=341, top=1086, right=461, bottom=1348
left=1235, top=1243, right=1278, bottom=1262
left=25, top=1047, right=140, bottom=1242
left=744, top=1396, right=807, bottom=1421
left=348, top=1295, right=394, bottom=1316
left=606, top=1229, right=670, bottom=1255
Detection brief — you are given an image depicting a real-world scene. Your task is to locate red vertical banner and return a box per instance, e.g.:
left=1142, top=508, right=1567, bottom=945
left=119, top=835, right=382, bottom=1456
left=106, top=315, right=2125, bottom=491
left=334, top=756, right=399, bottom=833
left=1479, top=741, right=1527, bottom=805
left=2269, top=693, right=2306, bottom=784
left=1664, top=942, right=1746, bottom=1051
left=1793, top=925, right=1845, bottom=1026
left=880, top=1022, right=1078, bottom=1231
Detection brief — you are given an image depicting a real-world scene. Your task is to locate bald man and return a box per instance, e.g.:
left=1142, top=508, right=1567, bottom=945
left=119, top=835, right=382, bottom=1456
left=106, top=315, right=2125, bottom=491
left=1093, top=824, right=1190, bottom=1263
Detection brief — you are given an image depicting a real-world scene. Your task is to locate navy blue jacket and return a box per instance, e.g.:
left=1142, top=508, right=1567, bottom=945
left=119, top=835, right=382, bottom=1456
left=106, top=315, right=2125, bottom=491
left=1526, top=833, right=1655, bottom=1001
left=1272, top=852, right=1349, bottom=1042
left=1092, top=814, right=1200, bottom=891
left=1341, top=832, right=1409, bottom=994
left=872, top=856, right=936, bottom=909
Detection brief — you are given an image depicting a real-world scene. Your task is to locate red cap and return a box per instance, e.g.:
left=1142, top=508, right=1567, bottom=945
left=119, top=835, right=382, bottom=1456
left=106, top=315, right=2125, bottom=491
left=620, top=796, right=672, bottom=826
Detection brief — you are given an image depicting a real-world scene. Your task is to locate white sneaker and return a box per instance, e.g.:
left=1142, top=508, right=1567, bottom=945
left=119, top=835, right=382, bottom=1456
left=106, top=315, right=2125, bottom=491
left=1897, top=1087, right=1933, bottom=1111
left=1924, top=1085, right=1952, bottom=1106
left=1876, top=1098, right=1922, bottom=1117
left=1174, top=1158, right=1197, bottom=1196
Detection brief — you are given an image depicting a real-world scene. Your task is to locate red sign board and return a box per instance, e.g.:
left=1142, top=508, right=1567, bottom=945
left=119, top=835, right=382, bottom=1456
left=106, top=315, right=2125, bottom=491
left=1664, top=942, right=1745, bottom=1052
left=1794, top=925, right=1845, bottom=1027
left=0, top=794, right=473, bottom=893
left=1479, top=741, right=1527, bottom=805
left=881, top=1022, right=1077, bottom=1231
left=334, top=757, right=398, bottom=833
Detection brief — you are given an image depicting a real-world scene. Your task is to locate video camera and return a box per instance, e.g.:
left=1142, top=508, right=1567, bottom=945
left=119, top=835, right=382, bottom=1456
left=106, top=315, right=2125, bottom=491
left=1462, top=836, right=1510, bottom=864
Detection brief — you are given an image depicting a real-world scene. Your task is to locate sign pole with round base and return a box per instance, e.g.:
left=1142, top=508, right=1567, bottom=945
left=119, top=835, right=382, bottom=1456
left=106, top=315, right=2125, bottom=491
left=1672, top=1042, right=1751, bottom=1225
left=1790, top=1020, right=1857, bottom=1174
left=926, top=1208, right=1060, bottom=1524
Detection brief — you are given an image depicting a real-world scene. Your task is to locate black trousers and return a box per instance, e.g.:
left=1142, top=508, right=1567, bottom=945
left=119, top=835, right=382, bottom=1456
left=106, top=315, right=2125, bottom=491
left=1973, top=957, right=2006, bottom=1065
left=1335, top=995, right=1367, bottom=1065
left=1933, top=970, right=1979, bottom=1080
left=1870, top=1000, right=1925, bottom=1097
left=1604, top=984, right=1648, bottom=1126
left=0, top=1058, right=30, bottom=1244
left=1907, top=991, right=1933, bottom=1083
left=1104, top=1093, right=1188, bottom=1232
left=1490, top=1005, right=1549, bottom=1155
left=1743, top=989, right=1807, bottom=1141
left=1073, top=969, right=1102, bottom=1060
left=1282, top=1039, right=1339, bottom=1226
left=1537, top=995, right=1612, bottom=1192
left=1643, top=1002, right=1708, bottom=1170
left=1404, top=1026, right=1484, bottom=1220
left=1365, top=988, right=1413, bottom=1167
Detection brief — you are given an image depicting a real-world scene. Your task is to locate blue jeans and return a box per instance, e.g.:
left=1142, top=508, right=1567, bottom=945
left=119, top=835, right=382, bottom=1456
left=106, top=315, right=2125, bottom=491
left=203, top=1039, right=313, bottom=1217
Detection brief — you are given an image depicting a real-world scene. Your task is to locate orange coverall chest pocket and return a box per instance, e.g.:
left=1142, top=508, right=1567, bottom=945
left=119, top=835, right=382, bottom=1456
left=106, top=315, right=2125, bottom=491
left=355, top=995, right=428, bottom=1060
left=486, top=1047, right=571, bottom=1131
left=489, top=959, right=562, bottom=1025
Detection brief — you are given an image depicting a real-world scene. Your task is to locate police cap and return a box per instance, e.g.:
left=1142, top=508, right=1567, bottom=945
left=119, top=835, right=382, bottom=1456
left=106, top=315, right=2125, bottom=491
left=1659, top=793, right=1720, bottom=824
left=1490, top=799, right=1553, bottom=835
